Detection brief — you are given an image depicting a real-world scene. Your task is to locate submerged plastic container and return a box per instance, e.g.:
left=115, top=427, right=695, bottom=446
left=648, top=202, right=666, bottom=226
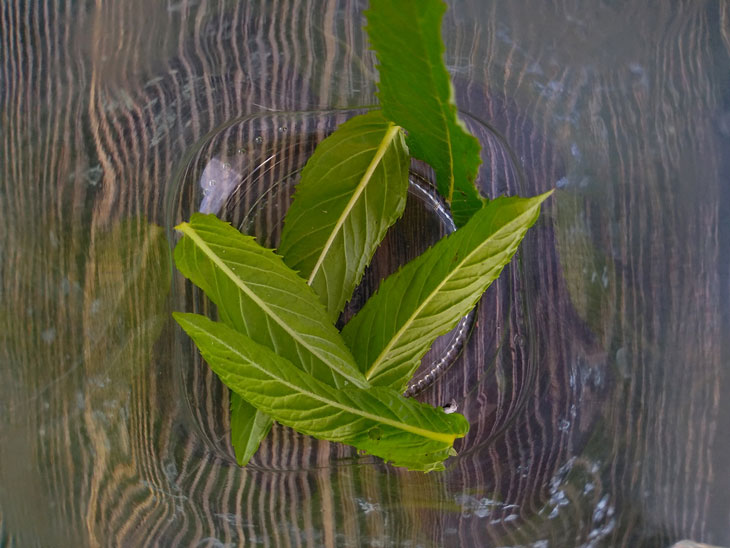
left=166, top=106, right=525, bottom=469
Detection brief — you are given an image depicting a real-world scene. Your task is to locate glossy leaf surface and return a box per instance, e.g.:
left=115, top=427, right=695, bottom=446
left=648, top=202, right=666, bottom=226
left=342, top=192, right=552, bottom=391
left=174, top=313, right=469, bottom=472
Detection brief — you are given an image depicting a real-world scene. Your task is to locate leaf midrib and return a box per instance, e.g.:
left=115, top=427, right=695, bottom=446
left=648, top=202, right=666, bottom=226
left=177, top=222, right=367, bottom=388
left=364, top=208, right=534, bottom=380
left=307, top=123, right=402, bottom=286
left=379, top=6, right=455, bottom=203
left=200, top=322, right=457, bottom=445
left=412, top=18, right=456, bottom=204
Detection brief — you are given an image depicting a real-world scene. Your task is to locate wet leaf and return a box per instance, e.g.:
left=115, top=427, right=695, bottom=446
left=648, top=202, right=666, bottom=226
left=342, top=192, right=552, bottom=391
left=174, top=313, right=468, bottom=472
left=366, top=0, right=484, bottom=226
left=279, top=110, right=410, bottom=321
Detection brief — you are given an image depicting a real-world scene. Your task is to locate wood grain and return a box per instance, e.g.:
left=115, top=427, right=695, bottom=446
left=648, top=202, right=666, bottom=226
left=1, top=0, right=728, bottom=546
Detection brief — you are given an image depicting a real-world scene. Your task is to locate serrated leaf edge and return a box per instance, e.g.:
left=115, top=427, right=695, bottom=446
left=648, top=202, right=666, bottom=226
left=363, top=191, right=552, bottom=381
left=175, top=220, right=368, bottom=388
left=307, top=122, right=403, bottom=286
left=174, top=312, right=460, bottom=446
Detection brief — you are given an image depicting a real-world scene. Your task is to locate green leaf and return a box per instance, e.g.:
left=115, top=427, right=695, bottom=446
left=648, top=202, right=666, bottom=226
left=366, top=0, right=484, bottom=227
left=342, top=192, right=552, bottom=391
left=174, top=214, right=369, bottom=466
left=278, top=110, right=410, bottom=321
left=229, top=396, right=269, bottom=466
left=174, top=213, right=367, bottom=389
left=230, top=392, right=273, bottom=465
left=174, top=312, right=469, bottom=472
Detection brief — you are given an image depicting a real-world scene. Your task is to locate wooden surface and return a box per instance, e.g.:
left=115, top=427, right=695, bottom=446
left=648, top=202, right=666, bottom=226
left=1, top=0, right=729, bottom=546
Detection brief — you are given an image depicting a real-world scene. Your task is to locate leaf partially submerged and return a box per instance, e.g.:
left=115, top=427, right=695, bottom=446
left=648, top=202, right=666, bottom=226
left=174, top=312, right=469, bottom=472
left=342, top=192, right=552, bottom=392
left=173, top=0, right=550, bottom=472
left=174, top=214, right=367, bottom=389
left=278, top=110, right=410, bottom=321
left=174, top=214, right=369, bottom=465
left=230, top=392, right=273, bottom=465
left=366, top=0, right=484, bottom=227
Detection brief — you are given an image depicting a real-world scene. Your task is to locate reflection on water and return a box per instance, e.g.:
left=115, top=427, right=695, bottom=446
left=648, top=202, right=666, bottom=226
left=1, top=0, right=729, bottom=546
left=199, top=158, right=242, bottom=214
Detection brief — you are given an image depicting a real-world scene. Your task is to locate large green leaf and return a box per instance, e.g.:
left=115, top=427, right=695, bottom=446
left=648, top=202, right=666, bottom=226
left=366, top=0, right=484, bottom=227
left=278, top=110, right=410, bottom=321
left=342, top=192, right=552, bottom=391
left=174, top=214, right=367, bottom=388
left=174, top=214, right=369, bottom=465
left=174, top=312, right=469, bottom=472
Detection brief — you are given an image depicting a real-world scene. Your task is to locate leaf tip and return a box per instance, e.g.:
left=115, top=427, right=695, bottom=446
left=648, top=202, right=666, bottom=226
left=174, top=221, right=191, bottom=234
left=172, top=311, right=200, bottom=332
left=539, top=188, right=555, bottom=201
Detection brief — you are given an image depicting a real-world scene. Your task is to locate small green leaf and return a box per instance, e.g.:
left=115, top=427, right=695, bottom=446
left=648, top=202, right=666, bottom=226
left=342, top=192, right=552, bottom=392
left=366, top=0, right=484, bottom=227
left=278, top=110, right=410, bottom=321
left=230, top=392, right=272, bottom=465
left=174, top=312, right=469, bottom=472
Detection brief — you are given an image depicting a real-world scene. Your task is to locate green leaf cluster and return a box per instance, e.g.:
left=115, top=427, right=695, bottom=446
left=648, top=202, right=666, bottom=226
left=175, top=312, right=468, bottom=471
left=172, top=0, right=552, bottom=471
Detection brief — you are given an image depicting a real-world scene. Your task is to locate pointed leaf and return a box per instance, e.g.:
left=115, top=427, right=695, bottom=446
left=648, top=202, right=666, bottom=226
left=342, top=192, right=552, bottom=391
left=230, top=392, right=273, bottom=465
left=174, top=213, right=367, bottom=389
left=174, top=312, right=469, bottom=472
left=366, top=0, right=484, bottom=227
left=174, top=214, right=369, bottom=466
left=278, top=110, right=410, bottom=321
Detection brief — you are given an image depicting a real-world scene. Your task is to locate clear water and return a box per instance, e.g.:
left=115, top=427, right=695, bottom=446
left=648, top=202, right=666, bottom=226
left=1, top=1, right=729, bottom=546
